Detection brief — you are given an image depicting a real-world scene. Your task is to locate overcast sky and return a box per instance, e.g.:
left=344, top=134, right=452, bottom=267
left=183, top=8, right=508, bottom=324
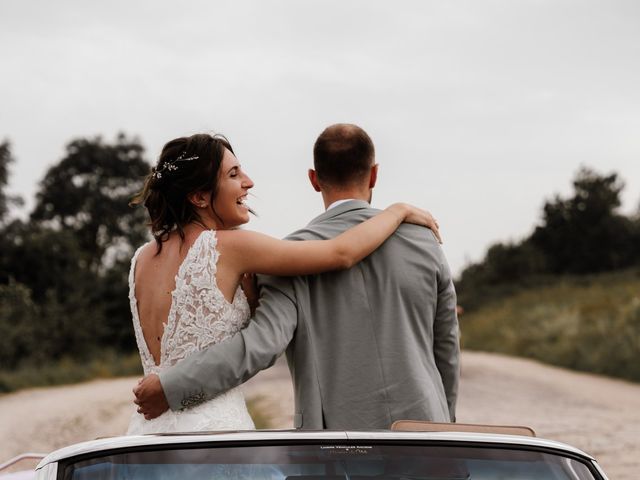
left=1, top=0, right=639, bottom=274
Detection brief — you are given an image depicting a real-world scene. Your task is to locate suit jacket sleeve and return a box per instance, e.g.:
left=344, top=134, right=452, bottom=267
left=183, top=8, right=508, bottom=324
left=158, top=274, right=297, bottom=411
left=433, top=247, right=460, bottom=422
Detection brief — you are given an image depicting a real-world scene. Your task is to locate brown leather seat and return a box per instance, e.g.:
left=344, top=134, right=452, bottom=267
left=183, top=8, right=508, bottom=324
left=390, top=420, right=536, bottom=437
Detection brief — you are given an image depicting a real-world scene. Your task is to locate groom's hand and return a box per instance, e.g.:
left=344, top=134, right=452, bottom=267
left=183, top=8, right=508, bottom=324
left=133, top=374, right=170, bottom=420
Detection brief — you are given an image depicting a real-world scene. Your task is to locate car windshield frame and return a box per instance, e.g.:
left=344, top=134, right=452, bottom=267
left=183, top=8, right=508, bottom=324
left=56, top=438, right=605, bottom=480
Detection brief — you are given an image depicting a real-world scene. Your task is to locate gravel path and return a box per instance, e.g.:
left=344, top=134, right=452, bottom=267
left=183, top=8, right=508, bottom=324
left=1, top=351, right=638, bottom=478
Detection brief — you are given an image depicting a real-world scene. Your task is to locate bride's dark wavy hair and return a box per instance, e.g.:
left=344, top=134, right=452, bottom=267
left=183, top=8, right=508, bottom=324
left=130, top=133, right=233, bottom=253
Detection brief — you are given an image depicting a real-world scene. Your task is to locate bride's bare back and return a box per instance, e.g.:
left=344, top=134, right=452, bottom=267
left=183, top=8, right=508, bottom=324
left=134, top=235, right=187, bottom=365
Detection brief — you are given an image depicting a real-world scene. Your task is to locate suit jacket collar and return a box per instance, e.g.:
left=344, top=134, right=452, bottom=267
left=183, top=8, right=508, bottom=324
left=308, top=199, right=371, bottom=226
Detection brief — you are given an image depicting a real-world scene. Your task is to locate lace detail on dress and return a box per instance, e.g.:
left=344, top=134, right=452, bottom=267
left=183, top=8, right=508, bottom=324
left=161, top=230, right=250, bottom=369
left=127, top=230, right=254, bottom=433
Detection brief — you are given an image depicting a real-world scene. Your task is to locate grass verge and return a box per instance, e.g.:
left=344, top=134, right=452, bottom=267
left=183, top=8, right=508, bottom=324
left=461, top=269, right=640, bottom=382
left=0, top=351, right=142, bottom=393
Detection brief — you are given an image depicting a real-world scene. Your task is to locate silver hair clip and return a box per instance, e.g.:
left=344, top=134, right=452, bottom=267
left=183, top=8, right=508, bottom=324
left=153, top=151, right=200, bottom=179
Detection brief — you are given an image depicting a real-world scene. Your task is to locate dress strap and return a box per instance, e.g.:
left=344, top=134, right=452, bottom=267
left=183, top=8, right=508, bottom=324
left=178, top=229, right=219, bottom=280
left=128, top=244, right=147, bottom=298
left=128, top=243, right=158, bottom=373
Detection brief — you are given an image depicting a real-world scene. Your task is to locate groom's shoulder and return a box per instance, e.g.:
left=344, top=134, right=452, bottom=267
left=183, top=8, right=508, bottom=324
left=284, top=205, right=380, bottom=241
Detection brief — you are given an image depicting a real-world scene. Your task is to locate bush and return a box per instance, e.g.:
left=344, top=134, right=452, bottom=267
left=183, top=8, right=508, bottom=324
left=461, top=270, right=640, bottom=382
left=0, top=282, right=38, bottom=368
left=0, top=280, right=140, bottom=392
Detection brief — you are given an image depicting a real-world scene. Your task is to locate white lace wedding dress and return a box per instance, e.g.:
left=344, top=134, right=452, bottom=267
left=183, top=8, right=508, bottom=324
left=126, top=230, right=255, bottom=434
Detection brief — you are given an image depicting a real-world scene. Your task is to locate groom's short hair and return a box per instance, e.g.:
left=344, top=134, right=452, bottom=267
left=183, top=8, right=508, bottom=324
left=313, top=124, right=375, bottom=186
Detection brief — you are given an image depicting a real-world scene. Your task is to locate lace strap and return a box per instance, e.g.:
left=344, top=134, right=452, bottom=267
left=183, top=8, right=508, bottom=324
left=178, top=229, right=219, bottom=281
left=128, top=243, right=157, bottom=373
left=160, top=229, right=224, bottom=367
left=128, top=244, right=147, bottom=300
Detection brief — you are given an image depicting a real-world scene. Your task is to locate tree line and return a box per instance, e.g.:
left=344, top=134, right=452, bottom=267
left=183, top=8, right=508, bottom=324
left=457, top=167, right=640, bottom=310
left=0, top=135, right=150, bottom=374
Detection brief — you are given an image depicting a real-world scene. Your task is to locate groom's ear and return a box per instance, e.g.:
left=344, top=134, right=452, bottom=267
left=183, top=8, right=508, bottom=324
left=368, top=164, right=379, bottom=189
left=308, top=169, right=322, bottom=192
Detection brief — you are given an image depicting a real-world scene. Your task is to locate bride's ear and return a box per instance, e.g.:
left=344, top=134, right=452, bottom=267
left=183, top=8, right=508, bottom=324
left=187, top=191, right=210, bottom=209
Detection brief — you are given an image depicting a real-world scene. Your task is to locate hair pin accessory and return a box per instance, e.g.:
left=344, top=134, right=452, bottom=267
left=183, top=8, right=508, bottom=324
left=153, top=151, right=200, bottom=179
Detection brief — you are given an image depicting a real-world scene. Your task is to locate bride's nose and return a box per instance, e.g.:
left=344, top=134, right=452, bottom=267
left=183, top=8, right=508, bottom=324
left=242, top=174, right=254, bottom=189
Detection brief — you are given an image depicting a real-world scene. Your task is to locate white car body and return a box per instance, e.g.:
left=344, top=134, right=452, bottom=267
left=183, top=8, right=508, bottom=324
left=31, top=430, right=609, bottom=480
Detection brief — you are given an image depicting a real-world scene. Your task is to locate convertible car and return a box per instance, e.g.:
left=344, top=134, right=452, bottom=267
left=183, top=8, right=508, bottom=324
left=17, top=422, right=608, bottom=480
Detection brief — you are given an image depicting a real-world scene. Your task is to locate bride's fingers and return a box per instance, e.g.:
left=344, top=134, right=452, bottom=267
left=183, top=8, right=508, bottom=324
left=132, top=378, right=144, bottom=397
left=432, top=228, right=443, bottom=244
left=420, top=210, right=443, bottom=244
left=403, top=208, right=444, bottom=243
left=427, top=217, right=443, bottom=244
left=428, top=219, right=443, bottom=244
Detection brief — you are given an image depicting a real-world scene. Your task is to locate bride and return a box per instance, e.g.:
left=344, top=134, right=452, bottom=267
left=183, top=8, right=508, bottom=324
left=126, top=133, right=439, bottom=434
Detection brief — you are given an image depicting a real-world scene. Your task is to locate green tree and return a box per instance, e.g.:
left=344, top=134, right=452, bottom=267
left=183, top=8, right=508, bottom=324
left=94, top=258, right=136, bottom=350
left=0, top=140, right=23, bottom=224
left=531, top=167, right=635, bottom=274
left=28, top=133, right=151, bottom=351
left=457, top=166, right=639, bottom=310
left=0, top=220, right=90, bottom=301
left=456, top=239, right=546, bottom=310
left=0, top=278, right=105, bottom=370
left=1, top=133, right=151, bottom=367
left=0, top=281, right=38, bottom=369
left=31, top=134, right=150, bottom=270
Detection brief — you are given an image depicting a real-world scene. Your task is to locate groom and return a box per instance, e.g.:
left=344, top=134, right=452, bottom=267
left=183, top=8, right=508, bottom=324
left=134, top=123, right=460, bottom=428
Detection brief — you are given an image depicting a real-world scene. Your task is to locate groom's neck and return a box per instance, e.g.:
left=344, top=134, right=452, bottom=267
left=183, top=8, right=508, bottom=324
left=321, top=188, right=372, bottom=210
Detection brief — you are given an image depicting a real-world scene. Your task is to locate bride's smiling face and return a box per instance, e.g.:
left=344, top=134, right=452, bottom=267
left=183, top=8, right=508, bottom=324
left=210, top=148, right=254, bottom=229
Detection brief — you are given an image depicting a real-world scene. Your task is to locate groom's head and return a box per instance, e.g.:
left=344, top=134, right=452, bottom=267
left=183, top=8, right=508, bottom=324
left=309, top=124, right=378, bottom=206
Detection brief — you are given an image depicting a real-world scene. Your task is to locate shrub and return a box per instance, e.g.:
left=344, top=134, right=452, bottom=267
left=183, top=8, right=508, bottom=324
left=461, top=270, right=640, bottom=382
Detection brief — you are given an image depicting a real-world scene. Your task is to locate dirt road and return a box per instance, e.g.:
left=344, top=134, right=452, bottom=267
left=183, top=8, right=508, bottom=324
left=1, top=351, right=638, bottom=478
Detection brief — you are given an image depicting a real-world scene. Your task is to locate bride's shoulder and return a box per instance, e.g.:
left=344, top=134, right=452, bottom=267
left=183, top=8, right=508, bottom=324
left=136, top=240, right=159, bottom=259
left=215, top=229, right=273, bottom=259
left=215, top=229, right=267, bottom=246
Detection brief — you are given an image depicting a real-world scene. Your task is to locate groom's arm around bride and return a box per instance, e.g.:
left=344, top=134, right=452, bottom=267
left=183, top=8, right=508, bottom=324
left=134, top=124, right=460, bottom=429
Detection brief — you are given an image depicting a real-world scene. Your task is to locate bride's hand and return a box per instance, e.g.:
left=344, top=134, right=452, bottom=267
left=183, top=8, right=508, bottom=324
left=386, top=203, right=443, bottom=244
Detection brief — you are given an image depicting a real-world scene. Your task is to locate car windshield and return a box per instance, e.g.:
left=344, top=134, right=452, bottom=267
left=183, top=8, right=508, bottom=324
left=60, top=442, right=598, bottom=480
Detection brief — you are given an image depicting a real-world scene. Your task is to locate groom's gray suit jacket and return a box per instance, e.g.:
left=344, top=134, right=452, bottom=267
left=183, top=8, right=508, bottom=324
left=159, top=200, right=460, bottom=429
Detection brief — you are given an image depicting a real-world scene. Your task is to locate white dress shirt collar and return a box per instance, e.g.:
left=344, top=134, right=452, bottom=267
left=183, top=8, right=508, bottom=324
left=326, top=198, right=363, bottom=211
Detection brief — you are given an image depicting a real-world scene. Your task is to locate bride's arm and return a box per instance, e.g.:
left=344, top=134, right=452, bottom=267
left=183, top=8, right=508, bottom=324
left=220, top=203, right=439, bottom=277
